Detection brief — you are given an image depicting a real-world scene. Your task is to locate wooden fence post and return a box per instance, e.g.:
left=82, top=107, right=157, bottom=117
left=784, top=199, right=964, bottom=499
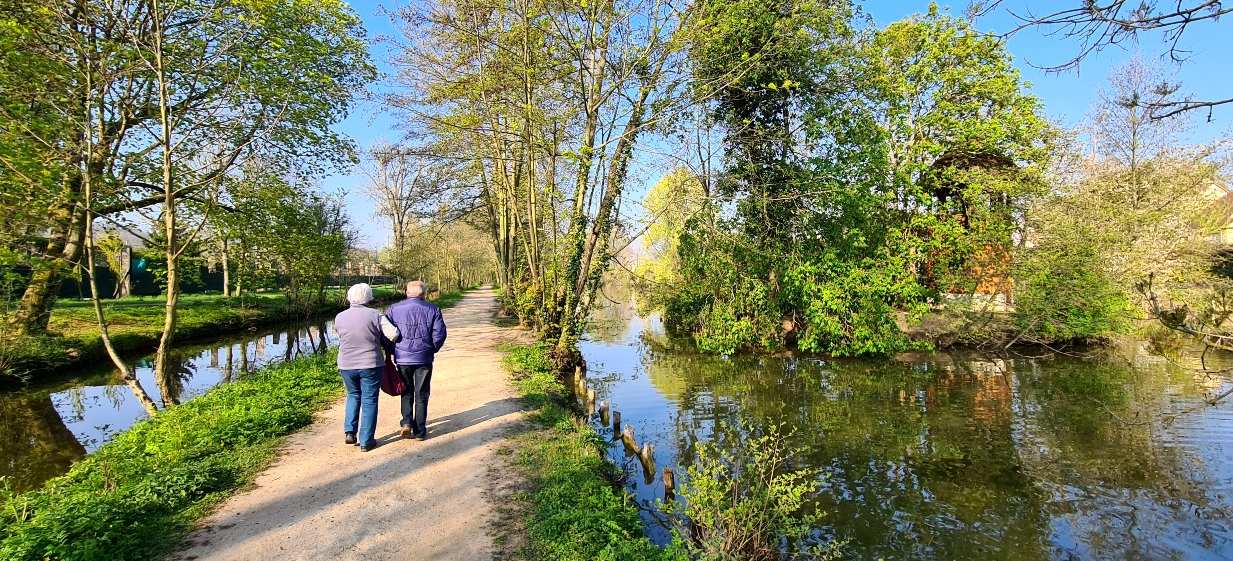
left=622, top=425, right=637, bottom=451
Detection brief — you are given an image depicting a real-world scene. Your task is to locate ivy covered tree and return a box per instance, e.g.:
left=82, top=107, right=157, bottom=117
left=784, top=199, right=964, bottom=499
left=663, top=4, right=1053, bottom=356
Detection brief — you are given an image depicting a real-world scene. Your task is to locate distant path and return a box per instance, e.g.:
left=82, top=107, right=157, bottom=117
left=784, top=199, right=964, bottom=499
left=176, top=288, right=528, bottom=561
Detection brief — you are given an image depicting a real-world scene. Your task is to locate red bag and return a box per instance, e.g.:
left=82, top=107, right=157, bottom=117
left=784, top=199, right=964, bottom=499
left=380, top=355, right=405, bottom=396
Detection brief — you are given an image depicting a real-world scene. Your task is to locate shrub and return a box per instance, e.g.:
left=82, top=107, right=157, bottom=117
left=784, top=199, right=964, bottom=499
left=1012, top=244, right=1131, bottom=343
left=668, top=427, right=841, bottom=561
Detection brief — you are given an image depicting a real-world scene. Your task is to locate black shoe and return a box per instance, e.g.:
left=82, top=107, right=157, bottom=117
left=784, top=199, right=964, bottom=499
left=360, top=443, right=375, bottom=452
left=416, top=432, right=428, bottom=441
left=344, top=432, right=357, bottom=445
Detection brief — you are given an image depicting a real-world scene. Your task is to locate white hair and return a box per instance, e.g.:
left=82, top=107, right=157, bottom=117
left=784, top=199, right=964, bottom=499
left=346, top=283, right=373, bottom=306
left=406, top=280, right=425, bottom=299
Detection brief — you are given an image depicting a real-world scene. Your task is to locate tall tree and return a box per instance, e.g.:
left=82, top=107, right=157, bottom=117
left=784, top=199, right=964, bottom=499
left=0, top=0, right=372, bottom=346
left=391, top=0, right=689, bottom=363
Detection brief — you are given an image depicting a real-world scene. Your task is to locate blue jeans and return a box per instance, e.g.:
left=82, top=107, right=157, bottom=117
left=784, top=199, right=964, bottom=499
left=340, top=367, right=382, bottom=447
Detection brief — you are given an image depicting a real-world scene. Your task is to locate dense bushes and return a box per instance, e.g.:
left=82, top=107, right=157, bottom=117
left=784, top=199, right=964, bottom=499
left=646, top=7, right=1053, bottom=357
left=0, top=352, right=343, bottom=561
left=1012, top=244, right=1131, bottom=342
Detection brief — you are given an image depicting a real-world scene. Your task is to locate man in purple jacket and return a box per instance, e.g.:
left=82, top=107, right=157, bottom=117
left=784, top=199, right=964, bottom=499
left=386, top=280, right=448, bottom=440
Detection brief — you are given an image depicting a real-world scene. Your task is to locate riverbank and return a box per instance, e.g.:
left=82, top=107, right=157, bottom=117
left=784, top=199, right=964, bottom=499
left=0, top=289, right=473, bottom=561
left=170, top=288, right=528, bottom=561
left=500, top=342, right=664, bottom=561
left=0, top=286, right=404, bottom=382
left=0, top=350, right=345, bottom=561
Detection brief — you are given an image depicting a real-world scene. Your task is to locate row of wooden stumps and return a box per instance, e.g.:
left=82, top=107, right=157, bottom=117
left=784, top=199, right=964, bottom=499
left=573, top=364, right=675, bottom=500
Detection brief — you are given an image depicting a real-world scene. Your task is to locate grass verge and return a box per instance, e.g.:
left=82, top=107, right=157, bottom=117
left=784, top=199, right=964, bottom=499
left=1, top=286, right=402, bottom=381
left=501, top=342, right=667, bottom=561
left=0, top=351, right=344, bottom=561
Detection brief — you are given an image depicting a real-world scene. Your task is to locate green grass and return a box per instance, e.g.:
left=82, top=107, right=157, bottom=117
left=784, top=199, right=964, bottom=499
left=0, top=351, right=345, bottom=561
left=0, top=289, right=472, bottom=560
left=502, top=343, right=667, bottom=561
left=1, top=286, right=401, bottom=380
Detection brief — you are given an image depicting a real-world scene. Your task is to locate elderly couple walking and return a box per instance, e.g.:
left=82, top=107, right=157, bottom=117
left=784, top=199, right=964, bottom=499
left=334, top=280, right=447, bottom=452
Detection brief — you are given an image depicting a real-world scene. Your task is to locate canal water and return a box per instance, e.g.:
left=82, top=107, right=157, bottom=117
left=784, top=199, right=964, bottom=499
left=0, top=316, right=336, bottom=493
left=580, top=307, right=1233, bottom=561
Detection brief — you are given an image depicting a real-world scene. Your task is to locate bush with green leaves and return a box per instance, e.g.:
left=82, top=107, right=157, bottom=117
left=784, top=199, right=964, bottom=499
left=1012, top=242, right=1131, bottom=343
left=668, top=427, right=841, bottom=561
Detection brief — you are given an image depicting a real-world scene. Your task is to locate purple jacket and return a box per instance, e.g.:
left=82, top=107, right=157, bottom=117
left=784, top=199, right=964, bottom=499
left=386, top=296, right=447, bottom=365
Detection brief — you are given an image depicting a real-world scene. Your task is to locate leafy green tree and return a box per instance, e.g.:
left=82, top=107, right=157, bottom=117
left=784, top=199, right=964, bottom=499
left=0, top=0, right=372, bottom=342
left=633, top=169, right=709, bottom=314
left=1015, top=59, right=1228, bottom=343
left=665, top=6, right=1052, bottom=356
left=220, top=172, right=353, bottom=314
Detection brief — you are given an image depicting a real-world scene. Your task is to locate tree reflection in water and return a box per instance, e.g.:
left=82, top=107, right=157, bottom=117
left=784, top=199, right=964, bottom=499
left=0, top=315, right=344, bottom=493
left=0, top=392, right=86, bottom=492
left=585, top=322, right=1233, bottom=561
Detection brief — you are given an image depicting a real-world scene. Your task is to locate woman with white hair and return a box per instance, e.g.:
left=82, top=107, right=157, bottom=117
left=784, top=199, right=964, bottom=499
left=334, top=283, right=400, bottom=451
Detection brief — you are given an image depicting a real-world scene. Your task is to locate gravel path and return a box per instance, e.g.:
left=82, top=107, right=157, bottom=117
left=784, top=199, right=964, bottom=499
left=175, top=288, right=527, bottom=561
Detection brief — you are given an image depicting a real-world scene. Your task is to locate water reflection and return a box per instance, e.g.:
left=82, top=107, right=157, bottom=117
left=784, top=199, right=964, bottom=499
left=0, top=318, right=340, bottom=492
left=581, top=315, right=1233, bottom=561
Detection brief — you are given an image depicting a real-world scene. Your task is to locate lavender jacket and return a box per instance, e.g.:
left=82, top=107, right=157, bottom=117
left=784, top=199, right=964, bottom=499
left=334, top=304, right=400, bottom=370
left=386, top=296, right=447, bottom=365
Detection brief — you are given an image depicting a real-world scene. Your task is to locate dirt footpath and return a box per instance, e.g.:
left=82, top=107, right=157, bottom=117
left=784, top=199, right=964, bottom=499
left=175, top=288, right=527, bottom=561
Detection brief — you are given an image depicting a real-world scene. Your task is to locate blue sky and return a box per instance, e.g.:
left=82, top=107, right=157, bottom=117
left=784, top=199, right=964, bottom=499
left=326, top=0, right=1233, bottom=249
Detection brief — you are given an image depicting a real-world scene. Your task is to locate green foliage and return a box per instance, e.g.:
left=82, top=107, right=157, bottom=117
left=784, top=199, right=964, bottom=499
left=662, top=6, right=1052, bottom=356
left=0, top=352, right=344, bottom=561
left=671, top=428, right=841, bottom=561
left=502, top=343, right=666, bottom=561
left=218, top=171, right=354, bottom=313
left=634, top=169, right=709, bottom=315
left=136, top=250, right=206, bottom=295
left=781, top=256, right=928, bottom=356
left=1012, top=241, right=1131, bottom=342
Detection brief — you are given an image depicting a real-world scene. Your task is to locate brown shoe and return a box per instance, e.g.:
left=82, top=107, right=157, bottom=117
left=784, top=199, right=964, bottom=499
left=400, top=426, right=414, bottom=440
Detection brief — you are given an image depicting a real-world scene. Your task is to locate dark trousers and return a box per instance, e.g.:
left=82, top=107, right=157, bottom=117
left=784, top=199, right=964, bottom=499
left=397, top=364, right=433, bottom=437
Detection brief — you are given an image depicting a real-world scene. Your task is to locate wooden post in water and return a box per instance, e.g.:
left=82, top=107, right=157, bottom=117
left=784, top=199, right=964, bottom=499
left=622, top=425, right=637, bottom=452
left=598, top=400, right=609, bottom=425
left=638, top=442, right=656, bottom=484
left=573, top=365, right=585, bottom=397
left=612, top=411, right=621, bottom=438
left=663, top=467, right=675, bottom=500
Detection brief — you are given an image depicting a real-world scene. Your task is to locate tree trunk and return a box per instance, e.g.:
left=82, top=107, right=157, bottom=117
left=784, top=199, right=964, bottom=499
left=9, top=205, right=85, bottom=335
left=84, top=181, right=158, bottom=417
left=151, top=1, right=179, bottom=392
left=222, top=238, right=230, bottom=297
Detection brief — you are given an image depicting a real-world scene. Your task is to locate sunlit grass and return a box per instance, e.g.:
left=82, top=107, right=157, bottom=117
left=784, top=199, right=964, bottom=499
left=502, top=343, right=665, bottom=561
left=0, top=351, right=344, bottom=561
